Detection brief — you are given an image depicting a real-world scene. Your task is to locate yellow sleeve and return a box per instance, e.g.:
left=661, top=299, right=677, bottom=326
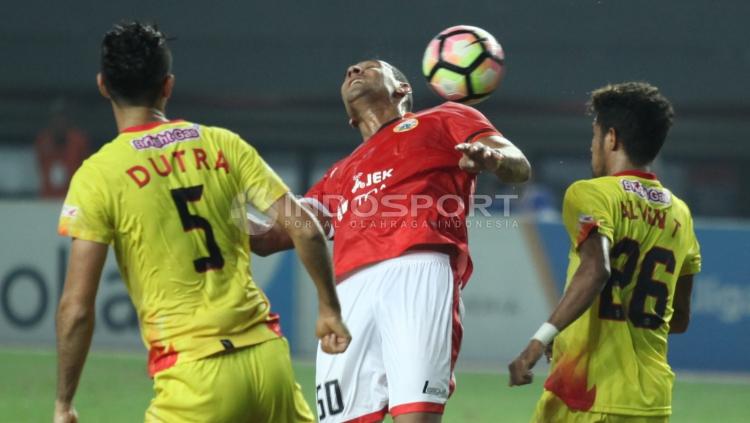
left=680, top=218, right=702, bottom=276
left=562, top=180, right=615, bottom=248
left=58, top=163, right=114, bottom=243
left=233, top=135, right=289, bottom=212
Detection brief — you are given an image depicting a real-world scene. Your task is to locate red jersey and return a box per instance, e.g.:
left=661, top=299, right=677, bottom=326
left=305, top=102, right=501, bottom=286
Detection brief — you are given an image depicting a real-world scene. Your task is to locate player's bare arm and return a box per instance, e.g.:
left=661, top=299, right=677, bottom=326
left=455, top=135, right=531, bottom=183
left=55, top=239, right=108, bottom=423
left=250, top=198, right=331, bottom=256
left=267, top=193, right=351, bottom=354
left=508, top=231, right=610, bottom=386
left=670, top=274, right=694, bottom=334
left=250, top=223, right=294, bottom=257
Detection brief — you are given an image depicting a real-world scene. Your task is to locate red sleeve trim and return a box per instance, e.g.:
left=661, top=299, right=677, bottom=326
left=576, top=222, right=599, bottom=247
left=390, top=402, right=445, bottom=417
left=343, top=407, right=388, bottom=422
left=464, top=128, right=501, bottom=143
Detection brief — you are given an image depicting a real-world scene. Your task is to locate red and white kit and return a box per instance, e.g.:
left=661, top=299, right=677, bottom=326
left=306, top=102, right=501, bottom=422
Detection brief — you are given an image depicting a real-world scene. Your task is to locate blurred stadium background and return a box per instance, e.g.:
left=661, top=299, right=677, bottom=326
left=1, top=1, right=748, bottom=422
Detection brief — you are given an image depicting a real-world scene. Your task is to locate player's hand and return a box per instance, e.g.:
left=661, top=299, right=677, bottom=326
left=316, top=311, right=352, bottom=355
left=508, top=340, right=545, bottom=387
left=456, top=142, right=504, bottom=173
left=53, top=401, right=78, bottom=423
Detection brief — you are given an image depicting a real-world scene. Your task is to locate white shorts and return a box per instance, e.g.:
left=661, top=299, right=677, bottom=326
left=315, top=251, right=463, bottom=422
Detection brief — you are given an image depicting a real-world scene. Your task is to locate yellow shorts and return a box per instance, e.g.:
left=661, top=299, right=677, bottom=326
left=145, top=337, right=314, bottom=423
left=531, top=390, right=669, bottom=423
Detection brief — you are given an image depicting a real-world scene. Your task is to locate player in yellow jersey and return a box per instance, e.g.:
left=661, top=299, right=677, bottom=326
left=53, top=22, right=351, bottom=423
left=508, top=82, right=701, bottom=423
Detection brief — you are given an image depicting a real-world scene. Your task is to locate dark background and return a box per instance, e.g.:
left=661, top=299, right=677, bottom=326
left=2, top=0, right=748, bottom=216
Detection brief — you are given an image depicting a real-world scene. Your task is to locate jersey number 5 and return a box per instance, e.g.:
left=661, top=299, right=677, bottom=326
left=599, top=238, right=675, bottom=329
left=170, top=186, right=225, bottom=272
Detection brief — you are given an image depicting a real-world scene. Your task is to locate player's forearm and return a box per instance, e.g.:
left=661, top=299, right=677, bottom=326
left=250, top=226, right=294, bottom=256
left=547, top=264, right=609, bottom=331
left=288, top=226, right=341, bottom=313
left=494, top=146, right=531, bottom=183
left=56, top=300, right=95, bottom=405
left=669, top=310, right=690, bottom=334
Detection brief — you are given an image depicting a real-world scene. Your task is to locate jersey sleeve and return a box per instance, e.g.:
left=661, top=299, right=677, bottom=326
left=562, top=180, right=616, bottom=248
left=439, top=102, right=502, bottom=145
left=680, top=219, right=702, bottom=276
left=58, top=162, right=114, bottom=244
left=304, top=163, right=344, bottom=217
left=234, top=136, right=289, bottom=212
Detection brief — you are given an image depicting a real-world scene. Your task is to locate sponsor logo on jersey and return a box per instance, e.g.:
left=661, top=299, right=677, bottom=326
left=351, top=169, right=394, bottom=193
left=131, top=125, right=201, bottom=150
left=393, top=118, right=419, bottom=133
left=61, top=204, right=79, bottom=218
left=620, top=179, right=671, bottom=205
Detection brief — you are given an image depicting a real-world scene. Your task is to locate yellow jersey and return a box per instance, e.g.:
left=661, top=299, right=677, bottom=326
left=545, top=170, right=701, bottom=416
left=59, top=120, right=289, bottom=376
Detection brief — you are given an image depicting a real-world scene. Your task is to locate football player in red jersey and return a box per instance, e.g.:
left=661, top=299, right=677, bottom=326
left=253, top=59, right=530, bottom=423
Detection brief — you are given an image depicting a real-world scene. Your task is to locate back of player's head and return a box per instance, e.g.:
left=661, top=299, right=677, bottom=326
left=589, top=82, right=674, bottom=166
left=382, top=62, right=413, bottom=113
left=101, top=22, right=172, bottom=106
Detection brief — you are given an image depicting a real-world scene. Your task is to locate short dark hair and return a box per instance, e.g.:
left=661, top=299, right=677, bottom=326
left=588, top=82, right=674, bottom=166
left=101, top=22, right=172, bottom=106
left=389, top=64, right=413, bottom=113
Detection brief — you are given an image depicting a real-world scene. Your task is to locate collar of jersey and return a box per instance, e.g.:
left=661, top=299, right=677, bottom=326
left=368, top=112, right=416, bottom=140
left=120, top=119, right=186, bottom=134
left=613, top=169, right=657, bottom=180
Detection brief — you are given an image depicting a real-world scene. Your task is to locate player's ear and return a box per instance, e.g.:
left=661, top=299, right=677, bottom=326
left=96, top=73, right=110, bottom=99
left=395, top=82, right=412, bottom=99
left=162, top=74, right=175, bottom=100
left=605, top=127, right=619, bottom=152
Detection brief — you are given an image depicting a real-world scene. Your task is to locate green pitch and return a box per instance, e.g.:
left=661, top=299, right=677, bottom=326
left=1, top=349, right=747, bottom=422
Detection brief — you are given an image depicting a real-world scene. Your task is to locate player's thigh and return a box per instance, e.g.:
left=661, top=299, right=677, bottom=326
left=531, top=390, right=604, bottom=423
left=379, top=253, right=456, bottom=415
left=145, top=338, right=313, bottom=423
left=145, top=354, right=245, bottom=422
left=601, top=414, right=669, bottom=423
left=246, top=337, right=315, bottom=423
left=316, top=276, right=388, bottom=422
left=531, top=391, right=668, bottom=423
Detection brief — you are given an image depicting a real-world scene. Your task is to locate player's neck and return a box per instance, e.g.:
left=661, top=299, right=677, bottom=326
left=607, top=155, right=650, bottom=176
left=111, top=103, right=169, bottom=133
left=352, top=102, right=403, bottom=141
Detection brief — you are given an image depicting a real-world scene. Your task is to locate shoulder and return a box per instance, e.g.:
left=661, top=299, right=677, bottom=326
left=419, top=101, right=485, bottom=118
left=324, top=156, right=351, bottom=180
left=197, top=124, right=242, bottom=143
left=670, top=193, right=694, bottom=220
left=78, top=141, right=117, bottom=172
left=564, top=177, right=621, bottom=205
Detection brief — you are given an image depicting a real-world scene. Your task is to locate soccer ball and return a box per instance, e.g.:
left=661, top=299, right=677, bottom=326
left=422, top=25, right=505, bottom=105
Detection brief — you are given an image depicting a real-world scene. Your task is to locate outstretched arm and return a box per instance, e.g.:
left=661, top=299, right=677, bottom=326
left=456, top=135, right=531, bottom=183
left=55, top=238, right=108, bottom=422
left=508, top=232, right=611, bottom=386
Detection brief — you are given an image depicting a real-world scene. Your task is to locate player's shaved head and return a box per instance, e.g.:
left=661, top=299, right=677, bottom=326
left=100, top=22, right=172, bottom=106
left=378, top=61, right=413, bottom=113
